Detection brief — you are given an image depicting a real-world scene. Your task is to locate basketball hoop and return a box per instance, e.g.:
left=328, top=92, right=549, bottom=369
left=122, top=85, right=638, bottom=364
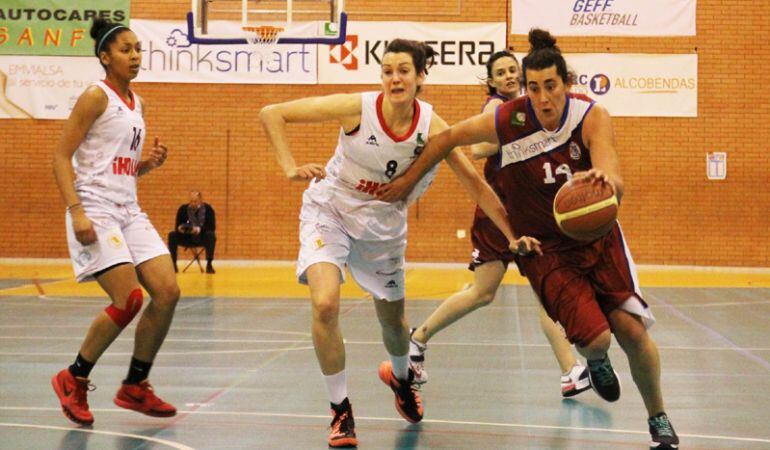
left=242, top=25, right=284, bottom=44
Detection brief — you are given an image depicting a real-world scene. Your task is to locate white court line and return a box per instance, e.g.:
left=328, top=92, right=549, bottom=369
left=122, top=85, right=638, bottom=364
left=2, top=408, right=769, bottom=445
left=0, top=346, right=315, bottom=357
left=0, top=422, right=196, bottom=450
left=0, top=324, right=313, bottom=337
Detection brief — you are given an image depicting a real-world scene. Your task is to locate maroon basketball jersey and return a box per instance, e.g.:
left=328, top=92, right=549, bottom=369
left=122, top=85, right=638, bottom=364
left=494, top=93, right=595, bottom=251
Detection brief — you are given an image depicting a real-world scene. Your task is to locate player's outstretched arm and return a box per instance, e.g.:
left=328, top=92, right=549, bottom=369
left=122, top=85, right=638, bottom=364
left=469, top=98, right=504, bottom=160
left=445, top=148, right=542, bottom=256
left=259, top=93, right=361, bottom=182
left=376, top=111, right=498, bottom=202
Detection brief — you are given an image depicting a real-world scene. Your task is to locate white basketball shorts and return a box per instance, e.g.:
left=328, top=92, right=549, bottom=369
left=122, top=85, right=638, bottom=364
left=66, top=196, right=169, bottom=282
left=296, top=196, right=406, bottom=301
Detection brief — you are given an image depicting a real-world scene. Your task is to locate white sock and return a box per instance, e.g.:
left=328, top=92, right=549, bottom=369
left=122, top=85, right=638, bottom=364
left=323, top=370, right=348, bottom=405
left=389, top=353, right=409, bottom=381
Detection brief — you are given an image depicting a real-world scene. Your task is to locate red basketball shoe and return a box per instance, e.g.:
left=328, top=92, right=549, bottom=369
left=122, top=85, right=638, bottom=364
left=114, top=380, right=177, bottom=417
left=51, top=368, right=95, bottom=425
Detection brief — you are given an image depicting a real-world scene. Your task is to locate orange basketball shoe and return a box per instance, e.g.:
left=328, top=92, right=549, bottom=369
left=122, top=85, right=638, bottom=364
left=378, top=361, right=423, bottom=423
left=51, top=368, right=95, bottom=426
left=113, top=380, right=177, bottom=417
left=328, top=397, right=358, bottom=448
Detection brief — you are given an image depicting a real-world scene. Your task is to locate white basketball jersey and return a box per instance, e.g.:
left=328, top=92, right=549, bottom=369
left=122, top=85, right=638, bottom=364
left=304, top=91, right=437, bottom=241
left=73, top=81, right=145, bottom=205
left=324, top=91, right=436, bottom=205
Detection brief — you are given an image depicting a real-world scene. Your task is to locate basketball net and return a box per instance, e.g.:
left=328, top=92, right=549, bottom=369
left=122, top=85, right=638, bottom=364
left=242, top=25, right=284, bottom=55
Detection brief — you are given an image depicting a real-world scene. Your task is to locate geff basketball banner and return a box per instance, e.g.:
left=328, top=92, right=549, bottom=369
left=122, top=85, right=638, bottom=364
left=511, top=0, right=696, bottom=36
left=533, top=53, right=698, bottom=117
left=318, top=21, right=506, bottom=85
left=0, top=56, right=101, bottom=119
left=129, top=19, right=317, bottom=85
left=0, top=0, right=131, bottom=56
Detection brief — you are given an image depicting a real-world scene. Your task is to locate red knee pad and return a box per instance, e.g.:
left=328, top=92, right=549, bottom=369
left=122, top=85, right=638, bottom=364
left=105, top=288, right=143, bottom=328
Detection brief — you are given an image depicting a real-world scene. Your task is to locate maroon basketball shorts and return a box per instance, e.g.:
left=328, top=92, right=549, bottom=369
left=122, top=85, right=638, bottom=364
left=516, top=224, right=651, bottom=347
left=468, top=216, right=516, bottom=271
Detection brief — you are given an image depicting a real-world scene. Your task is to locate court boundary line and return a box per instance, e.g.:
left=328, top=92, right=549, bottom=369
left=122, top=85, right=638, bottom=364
left=0, top=422, right=196, bottom=450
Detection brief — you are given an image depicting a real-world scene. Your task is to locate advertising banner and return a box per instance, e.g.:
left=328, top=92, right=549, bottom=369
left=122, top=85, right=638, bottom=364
left=0, top=56, right=101, bottom=119
left=0, top=1, right=130, bottom=56
left=565, top=53, right=697, bottom=117
left=130, top=19, right=317, bottom=84
left=512, top=0, right=696, bottom=36
left=318, top=22, right=506, bottom=85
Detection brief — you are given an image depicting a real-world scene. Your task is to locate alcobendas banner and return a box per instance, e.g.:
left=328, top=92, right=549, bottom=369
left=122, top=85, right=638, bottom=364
left=517, top=53, right=698, bottom=117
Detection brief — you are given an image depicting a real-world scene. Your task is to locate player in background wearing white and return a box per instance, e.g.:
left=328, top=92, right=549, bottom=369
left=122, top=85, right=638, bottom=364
left=260, top=39, right=540, bottom=448
left=51, top=18, right=179, bottom=426
left=408, top=50, right=590, bottom=398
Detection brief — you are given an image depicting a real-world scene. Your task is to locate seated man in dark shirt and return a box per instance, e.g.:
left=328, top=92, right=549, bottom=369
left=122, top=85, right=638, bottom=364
left=168, top=191, right=217, bottom=273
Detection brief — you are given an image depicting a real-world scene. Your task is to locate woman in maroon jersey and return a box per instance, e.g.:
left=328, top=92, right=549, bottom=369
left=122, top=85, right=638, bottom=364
left=406, top=49, right=591, bottom=399
left=377, top=30, right=679, bottom=450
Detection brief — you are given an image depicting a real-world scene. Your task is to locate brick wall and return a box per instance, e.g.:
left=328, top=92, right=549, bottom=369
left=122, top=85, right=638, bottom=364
left=1, top=1, right=767, bottom=267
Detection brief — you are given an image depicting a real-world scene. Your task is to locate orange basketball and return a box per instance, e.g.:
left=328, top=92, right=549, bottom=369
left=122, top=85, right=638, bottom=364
left=553, top=178, right=618, bottom=242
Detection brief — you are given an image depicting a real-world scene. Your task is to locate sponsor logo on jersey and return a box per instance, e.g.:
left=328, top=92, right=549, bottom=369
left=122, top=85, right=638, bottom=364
left=385, top=279, right=398, bottom=288
left=412, top=132, right=425, bottom=157
left=112, top=156, right=140, bottom=176
left=315, top=238, right=325, bottom=250
left=355, top=179, right=382, bottom=195
left=569, top=142, right=582, bottom=160
left=510, top=111, right=526, bottom=127
left=366, top=134, right=379, bottom=146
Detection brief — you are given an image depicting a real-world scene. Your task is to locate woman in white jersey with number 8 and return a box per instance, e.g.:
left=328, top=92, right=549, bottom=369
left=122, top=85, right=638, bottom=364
left=51, top=18, right=180, bottom=426
left=260, top=39, right=541, bottom=448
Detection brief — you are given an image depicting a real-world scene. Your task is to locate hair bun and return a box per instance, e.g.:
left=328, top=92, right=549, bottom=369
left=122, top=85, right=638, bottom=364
left=90, top=18, right=113, bottom=40
left=528, top=28, right=557, bottom=51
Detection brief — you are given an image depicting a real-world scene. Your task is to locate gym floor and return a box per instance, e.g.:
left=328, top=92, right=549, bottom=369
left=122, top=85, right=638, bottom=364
left=1, top=261, right=769, bottom=449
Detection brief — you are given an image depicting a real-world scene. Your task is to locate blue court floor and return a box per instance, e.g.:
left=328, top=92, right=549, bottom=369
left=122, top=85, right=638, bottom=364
left=1, top=276, right=769, bottom=449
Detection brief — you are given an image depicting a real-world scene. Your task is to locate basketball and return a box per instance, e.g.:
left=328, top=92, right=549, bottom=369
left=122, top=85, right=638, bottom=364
left=553, top=178, right=618, bottom=241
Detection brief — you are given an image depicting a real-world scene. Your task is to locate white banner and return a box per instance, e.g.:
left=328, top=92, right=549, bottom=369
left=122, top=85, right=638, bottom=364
left=517, top=53, right=697, bottom=117
left=512, top=0, right=696, bottom=36
left=0, top=56, right=101, bottom=119
left=318, top=22, right=506, bottom=85
left=130, top=19, right=317, bottom=84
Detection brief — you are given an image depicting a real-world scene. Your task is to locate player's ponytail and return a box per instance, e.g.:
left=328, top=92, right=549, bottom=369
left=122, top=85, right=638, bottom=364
left=522, top=28, right=569, bottom=85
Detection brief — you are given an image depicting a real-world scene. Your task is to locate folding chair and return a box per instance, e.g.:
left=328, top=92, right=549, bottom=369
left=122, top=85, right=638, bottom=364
left=182, top=246, right=205, bottom=273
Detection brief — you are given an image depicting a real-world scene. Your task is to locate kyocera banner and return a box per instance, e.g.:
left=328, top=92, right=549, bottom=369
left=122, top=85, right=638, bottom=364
left=515, top=53, right=698, bottom=117
left=318, top=21, right=506, bottom=85
left=512, top=0, right=696, bottom=36
left=0, top=1, right=130, bottom=56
